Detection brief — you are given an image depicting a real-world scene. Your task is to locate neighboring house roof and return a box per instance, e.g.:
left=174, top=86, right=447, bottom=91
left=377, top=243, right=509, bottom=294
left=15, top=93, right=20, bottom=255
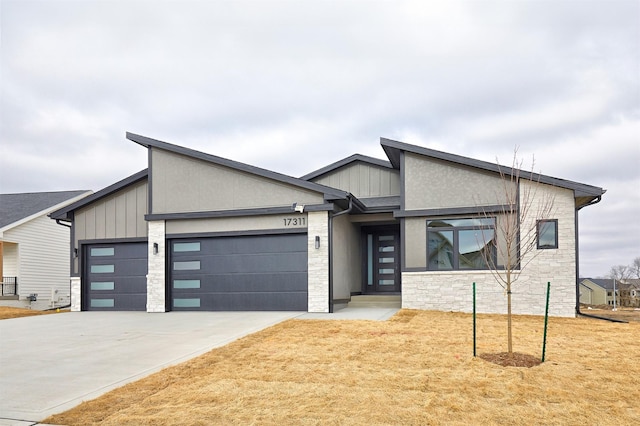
left=126, top=132, right=349, bottom=202
left=50, top=169, right=148, bottom=221
left=300, top=153, right=394, bottom=181
left=380, top=137, right=605, bottom=207
left=580, top=278, right=632, bottom=291
left=0, top=190, right=91, bottom=231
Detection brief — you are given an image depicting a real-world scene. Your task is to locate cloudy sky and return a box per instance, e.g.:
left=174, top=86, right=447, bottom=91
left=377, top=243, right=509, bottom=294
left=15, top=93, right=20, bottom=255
left=1, top=0, right=638, bottom=278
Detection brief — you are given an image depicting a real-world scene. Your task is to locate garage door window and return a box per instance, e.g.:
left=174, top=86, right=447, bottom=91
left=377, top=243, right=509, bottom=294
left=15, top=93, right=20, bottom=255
left=173, top=242, right=200, bottom=252
left=173, top=261, right=200, bottom=270
left=174, top=298, right=201, bottom=308
left=173, top=279, right=201, bottom=289
left=91, top=299, right=114, bottom=308
left=91, top=247, right=114, bottom=256
left=91, top=282, right=115, bottom=291
left=91, top=264, right=114, bottom=273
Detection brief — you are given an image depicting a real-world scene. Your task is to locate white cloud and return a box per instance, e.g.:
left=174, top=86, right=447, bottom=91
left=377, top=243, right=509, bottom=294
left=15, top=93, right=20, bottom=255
left=1, top=0, right=638, bottom=276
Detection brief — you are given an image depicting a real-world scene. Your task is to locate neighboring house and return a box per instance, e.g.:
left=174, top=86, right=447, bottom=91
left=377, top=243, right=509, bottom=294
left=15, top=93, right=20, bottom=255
left=1, top=190, right=92, bottom=309
left=50, top=133, right=604, bottom=317
left=579, top=278, right=610, bottom=306
left=579, top=278, right=636, bottom=307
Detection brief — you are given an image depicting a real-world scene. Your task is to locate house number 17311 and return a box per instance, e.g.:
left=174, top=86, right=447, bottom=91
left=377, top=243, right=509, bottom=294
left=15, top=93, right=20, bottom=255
left=283, top=217, right=306, bottom=226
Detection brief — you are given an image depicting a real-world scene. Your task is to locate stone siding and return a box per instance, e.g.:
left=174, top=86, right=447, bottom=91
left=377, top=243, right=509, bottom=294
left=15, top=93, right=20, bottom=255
left=146, top=220, right=166, bottom=312
left=70, top=277, right=81, bottom=312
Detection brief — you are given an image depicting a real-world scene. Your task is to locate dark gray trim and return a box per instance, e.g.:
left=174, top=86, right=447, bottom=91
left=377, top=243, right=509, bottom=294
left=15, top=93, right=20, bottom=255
left=359, top=196, right=401, bottom=212
left=301, top=154, right=394, bottom=181
left=536, top=219, right=559, bottom=249
left=394, top=204, right=511, bottom=218
left=145, top=204, right=334, bottom=221
left=50, top=169, right=149, bottom=220
left=166, top=228, right=307, bottom=239
left=380, top=137, right=605, bottom=201
left=148, top=147, right=154, bottom=214
left=304, top=203, right=336, bottom=212
left=70, top=213, right=76, bottom=277
left=127, top=132, right=349, bottom=201
left=78, top=237, right=148, bottom=246
left=399, top=151, right=406, bottom=211
left=400, top=218, right=406, bottom=272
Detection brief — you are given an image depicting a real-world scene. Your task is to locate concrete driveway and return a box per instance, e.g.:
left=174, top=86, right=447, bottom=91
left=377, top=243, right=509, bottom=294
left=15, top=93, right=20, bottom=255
left=0, top=311, right=301, bottom=424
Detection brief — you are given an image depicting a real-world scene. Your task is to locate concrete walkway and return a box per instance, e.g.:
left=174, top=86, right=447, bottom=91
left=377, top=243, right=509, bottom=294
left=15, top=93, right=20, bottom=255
left=0, top=307, right=398, bottom=425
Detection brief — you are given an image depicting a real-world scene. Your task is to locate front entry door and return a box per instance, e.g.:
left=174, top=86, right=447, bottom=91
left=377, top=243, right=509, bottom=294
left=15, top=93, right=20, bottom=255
left=364, top=228, right=401, bottom=293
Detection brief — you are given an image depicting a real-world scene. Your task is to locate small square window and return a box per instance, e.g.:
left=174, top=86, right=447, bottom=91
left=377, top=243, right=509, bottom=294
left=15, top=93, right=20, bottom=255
left=537, top=220, right=558, bottom=249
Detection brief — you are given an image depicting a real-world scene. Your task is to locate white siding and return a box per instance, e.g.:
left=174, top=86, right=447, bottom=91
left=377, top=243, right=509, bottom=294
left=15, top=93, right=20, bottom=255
left=2, top=216, right=71, bottom=309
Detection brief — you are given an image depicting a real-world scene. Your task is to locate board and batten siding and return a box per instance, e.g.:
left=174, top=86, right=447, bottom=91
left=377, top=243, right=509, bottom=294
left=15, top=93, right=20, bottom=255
left=311, top=162, right=400, bottom=199
left=73, top=180, right=148, bottom=275
left=2, top=215, right=72, bottom=309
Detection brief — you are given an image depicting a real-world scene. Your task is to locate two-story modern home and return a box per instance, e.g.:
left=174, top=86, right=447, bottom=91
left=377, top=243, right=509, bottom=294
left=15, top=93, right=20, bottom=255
left=50, top=133, right=604, bottom=317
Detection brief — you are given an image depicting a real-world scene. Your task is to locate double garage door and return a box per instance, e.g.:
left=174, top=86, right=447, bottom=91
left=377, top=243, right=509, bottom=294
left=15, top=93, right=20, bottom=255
left=84, top=234, right=308, bottom=311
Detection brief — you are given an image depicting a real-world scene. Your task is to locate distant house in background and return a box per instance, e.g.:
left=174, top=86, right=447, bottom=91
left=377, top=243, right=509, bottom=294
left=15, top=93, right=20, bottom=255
left=621, top=278, right=640, bottom=308
left=579, top=278, right=638, bottom=307
left=1, top=190, right=92, bottom=309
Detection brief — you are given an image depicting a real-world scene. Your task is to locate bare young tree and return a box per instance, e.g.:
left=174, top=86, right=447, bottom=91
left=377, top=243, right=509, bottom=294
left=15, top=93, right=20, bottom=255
left=608, top=264, right=631, bottom=307
left=630, top=257, right=640, bottom=279
left=477, top=148, right=556, bottom=355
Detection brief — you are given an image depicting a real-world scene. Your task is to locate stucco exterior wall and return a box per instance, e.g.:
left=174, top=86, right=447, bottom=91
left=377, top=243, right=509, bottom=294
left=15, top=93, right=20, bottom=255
left=151, top=149, right=323, bottom=214
left=331, top=214, right=361, bottom=300
left=404, top=152, right=512, bottom=210
left=307, top=211, right=329, bottom=312
left=166, top=213, right=308, bottom=235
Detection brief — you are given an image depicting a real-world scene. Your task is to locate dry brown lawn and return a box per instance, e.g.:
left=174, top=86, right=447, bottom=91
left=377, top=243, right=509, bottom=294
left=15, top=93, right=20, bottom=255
left=0, top=306, right=67, bottom=320
left=45, top=310, right=639, bottom=425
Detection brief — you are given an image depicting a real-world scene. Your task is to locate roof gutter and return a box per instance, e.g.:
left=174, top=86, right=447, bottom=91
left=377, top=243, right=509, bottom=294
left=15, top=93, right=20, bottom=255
left=574, top=196, right=626, bottom=323
left=55, top=218, right=72, bottom=229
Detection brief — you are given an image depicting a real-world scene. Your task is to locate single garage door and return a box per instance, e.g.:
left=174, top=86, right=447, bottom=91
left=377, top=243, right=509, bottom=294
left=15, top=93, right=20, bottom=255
left=84, top=242, right=148, bottom=311
left=170, top=233, right=307, bottom=311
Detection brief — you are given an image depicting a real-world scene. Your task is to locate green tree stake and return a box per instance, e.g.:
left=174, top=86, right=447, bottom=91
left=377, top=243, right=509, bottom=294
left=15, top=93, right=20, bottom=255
left=542, top=281, right=551, bottom=362
left=473, top=282, right=476, bottom=357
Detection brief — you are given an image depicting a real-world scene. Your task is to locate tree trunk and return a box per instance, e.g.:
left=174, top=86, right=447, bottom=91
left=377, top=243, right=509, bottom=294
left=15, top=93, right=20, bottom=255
left=507, top=288, right=513, bottom=354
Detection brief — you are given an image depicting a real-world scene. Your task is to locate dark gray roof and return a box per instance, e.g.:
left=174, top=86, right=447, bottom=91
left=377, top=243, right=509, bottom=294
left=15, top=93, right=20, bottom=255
left=580, top=278, right=631, bottom=290
left=380, top=137, right=605, bottom=206
left=301, top=154, right=394, bottom=181
left=127, top=132, right=349, bottom=201
left=359, top=196, right=401, bottom=212
left=0, top=190, right=90, bottom=229
left=50, top=169, right=148, bottom=221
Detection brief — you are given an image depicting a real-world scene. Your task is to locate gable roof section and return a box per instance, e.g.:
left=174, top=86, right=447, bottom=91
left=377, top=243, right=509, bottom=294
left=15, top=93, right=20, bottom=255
left=0, top=190, right=91, bottom=230
left=49, top=169, right=148, bottom=221
left=300, top=154, right=394, bottom=181
left=380, top=137, right=605, bottom=204
left=127, top=132, right=348, bottom=201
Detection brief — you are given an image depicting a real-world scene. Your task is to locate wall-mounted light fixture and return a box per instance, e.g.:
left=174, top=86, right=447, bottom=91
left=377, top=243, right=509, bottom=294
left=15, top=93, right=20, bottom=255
left=153, top=243, right=159, bottom=255
left=73, top=248, right=78, bottom=258
left=315, top=236, right=320, bottom=249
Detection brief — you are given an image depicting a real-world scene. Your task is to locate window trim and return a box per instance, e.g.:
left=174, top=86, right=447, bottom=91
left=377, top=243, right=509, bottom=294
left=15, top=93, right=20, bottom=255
left=537, top=219, right=558, bottom=250
left=426, top=217, right=496, bottom=271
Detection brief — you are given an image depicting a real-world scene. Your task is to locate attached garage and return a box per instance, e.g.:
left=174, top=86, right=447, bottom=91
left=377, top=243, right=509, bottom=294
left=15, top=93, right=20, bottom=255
left=83, top=242, right=148, bottom=311
left=169, top=233, right=308, bottom=311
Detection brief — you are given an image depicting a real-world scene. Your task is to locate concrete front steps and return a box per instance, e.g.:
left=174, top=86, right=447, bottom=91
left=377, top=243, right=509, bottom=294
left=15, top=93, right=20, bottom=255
left=347, top=295, right=401, bottom=309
